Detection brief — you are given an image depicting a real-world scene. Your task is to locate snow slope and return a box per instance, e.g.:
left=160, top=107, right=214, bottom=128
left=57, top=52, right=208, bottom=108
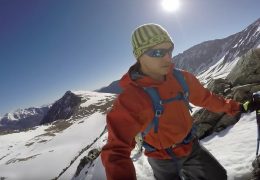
left=73, top=112, right=257, bottom=180
left=0, top=112, right=107, bottom=180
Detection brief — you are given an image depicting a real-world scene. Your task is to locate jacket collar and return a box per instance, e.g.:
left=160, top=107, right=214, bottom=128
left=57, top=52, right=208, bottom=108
left=119, top=63, right=174, bottom=89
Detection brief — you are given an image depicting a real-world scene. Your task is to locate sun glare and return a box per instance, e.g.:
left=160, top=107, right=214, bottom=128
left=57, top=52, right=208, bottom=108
left=162, top=0, right=180, bottom=12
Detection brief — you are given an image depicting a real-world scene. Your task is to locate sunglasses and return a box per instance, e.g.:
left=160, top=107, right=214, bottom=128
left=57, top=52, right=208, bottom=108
left=144, top=46, right=174, bottom=58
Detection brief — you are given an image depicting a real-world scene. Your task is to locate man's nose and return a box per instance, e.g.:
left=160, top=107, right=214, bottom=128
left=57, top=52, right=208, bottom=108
left=163, top=53, right=172, bottom=62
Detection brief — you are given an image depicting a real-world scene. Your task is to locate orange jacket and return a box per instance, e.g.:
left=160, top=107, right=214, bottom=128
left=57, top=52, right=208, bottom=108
left=101, top=64, right=241, bottom=180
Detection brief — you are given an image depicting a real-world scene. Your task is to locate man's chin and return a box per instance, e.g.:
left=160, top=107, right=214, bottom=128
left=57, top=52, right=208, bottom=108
left=160, top=70, right=169, bottom=76
left=163, top=66, right=171, bottom=73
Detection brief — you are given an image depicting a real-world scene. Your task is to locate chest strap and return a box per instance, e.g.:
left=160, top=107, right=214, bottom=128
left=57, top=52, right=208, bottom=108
left=140, top=68, right=194, bottom=152
left=142, top=126, right=197, bottom=153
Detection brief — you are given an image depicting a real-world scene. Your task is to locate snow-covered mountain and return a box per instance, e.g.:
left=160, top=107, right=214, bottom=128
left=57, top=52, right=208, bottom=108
left=0, top=106, right=50, bottom=134
left=40, top=91, right=82, bottom=125
left=174, top=18, right=260, bottom=75
left=0, top=91, right=116, bottom=180
left=0, top=90, right=113, bottom=133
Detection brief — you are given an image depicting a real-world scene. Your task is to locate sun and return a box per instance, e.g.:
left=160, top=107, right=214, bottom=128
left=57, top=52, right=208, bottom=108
left=162, top=0, right=180, bottom=12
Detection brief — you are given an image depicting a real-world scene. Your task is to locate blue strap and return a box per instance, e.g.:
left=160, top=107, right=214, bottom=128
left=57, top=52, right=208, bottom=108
left=160, top=93, right=183, bottom=104
left=173, top=69, right=193, bottom=113
left=142, top=141, right=157, bottom=152
left=143, top=126, right=197, bottom=153
left=173, top=69, right=189, bottom=95
left=182, top=126, right=197, bottom=144
left=143, top=87, right=163, bottom=135
left=141, top=68, right=194, bottom=153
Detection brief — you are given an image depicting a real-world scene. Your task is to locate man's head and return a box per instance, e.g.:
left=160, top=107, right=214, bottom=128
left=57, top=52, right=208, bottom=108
left=131, top=24, right=174, bottom=79
left=131, top=23, right=174, bottom=60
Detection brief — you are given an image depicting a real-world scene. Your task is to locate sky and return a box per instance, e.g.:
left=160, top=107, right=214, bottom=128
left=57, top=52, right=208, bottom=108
left=0, top=0, right=259, bottom=115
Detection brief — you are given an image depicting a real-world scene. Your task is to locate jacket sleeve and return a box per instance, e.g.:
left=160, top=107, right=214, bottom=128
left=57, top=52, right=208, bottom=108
left=185, top=72, right=241, bottom=116
left=101, top=95, right=141, bottom=180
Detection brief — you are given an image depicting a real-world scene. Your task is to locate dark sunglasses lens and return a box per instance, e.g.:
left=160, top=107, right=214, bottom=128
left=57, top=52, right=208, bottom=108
left=153, top=49, right=166, bottom=57
left=146, top=47, right=173, bottom=57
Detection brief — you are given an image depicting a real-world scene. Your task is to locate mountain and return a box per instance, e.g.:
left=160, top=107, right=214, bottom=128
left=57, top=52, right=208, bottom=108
left=0, top=90, right=114, bottom=133
left=96, top=80, right=122, bottom=94
left=174, top=18, right=260, bottom=75
left=40, top=91, right=82, bottom=125
left=98, top=18, right=260, bottom=93
left=0, top=91, right=116, bottom=180
left=0, top=106, right=50, bottom=134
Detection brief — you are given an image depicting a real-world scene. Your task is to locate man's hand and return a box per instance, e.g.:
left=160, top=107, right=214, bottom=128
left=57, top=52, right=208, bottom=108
left=241, top=92, right=260, bottom=113
left=241, top=100, right=255, bottom=113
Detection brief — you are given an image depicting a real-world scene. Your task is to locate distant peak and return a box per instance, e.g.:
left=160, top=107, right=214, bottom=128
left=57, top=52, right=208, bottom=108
left=64, top=90, right=74, bottom=95
left=252, top=18, right=260, bottom=26
left=255, top=18, right=260, bottom=24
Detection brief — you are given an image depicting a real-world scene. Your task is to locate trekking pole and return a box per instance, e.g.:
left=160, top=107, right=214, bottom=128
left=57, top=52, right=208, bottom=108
left=253, top=91, right=260, bottom=156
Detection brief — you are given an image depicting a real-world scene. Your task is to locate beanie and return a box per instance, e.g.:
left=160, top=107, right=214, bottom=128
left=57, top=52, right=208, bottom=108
left=131, top=23, right=174, bottom=59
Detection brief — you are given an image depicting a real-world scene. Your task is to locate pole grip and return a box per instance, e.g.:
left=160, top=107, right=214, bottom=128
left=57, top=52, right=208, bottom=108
left=253, top=92, right=260, bottom=156
left=253, top=91, right=260, bottom=123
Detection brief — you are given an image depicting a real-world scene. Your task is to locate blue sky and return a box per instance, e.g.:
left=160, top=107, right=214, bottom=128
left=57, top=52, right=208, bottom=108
left=0, top=0, right=259, bottom=115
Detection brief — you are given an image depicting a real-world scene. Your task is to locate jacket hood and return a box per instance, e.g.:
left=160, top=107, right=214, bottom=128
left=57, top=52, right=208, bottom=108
left=119, top=63, right=175, bottom=89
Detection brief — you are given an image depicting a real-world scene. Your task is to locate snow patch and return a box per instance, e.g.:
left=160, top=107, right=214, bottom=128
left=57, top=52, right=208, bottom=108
left=71, top=90, right=115, bottom=108
left=0, top=113, right=107, bottom=180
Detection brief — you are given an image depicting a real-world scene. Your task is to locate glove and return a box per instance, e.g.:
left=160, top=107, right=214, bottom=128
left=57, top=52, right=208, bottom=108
left=240, top=96, right=260, bottom=113
left=240, top=100, right=255, bottom=113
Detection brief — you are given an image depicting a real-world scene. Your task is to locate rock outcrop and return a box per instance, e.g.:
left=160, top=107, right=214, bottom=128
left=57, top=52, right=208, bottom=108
left=194, top=48, right=260, bottom=139
left=250, top=155, right=260, bottom=180
left=74, top=148, right=101, bottom=177
left=40, top=91, right=82, bottom=125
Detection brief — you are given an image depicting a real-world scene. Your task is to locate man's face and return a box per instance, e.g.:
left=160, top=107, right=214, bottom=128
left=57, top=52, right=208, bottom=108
left=139, top=42, right=173, bottom=78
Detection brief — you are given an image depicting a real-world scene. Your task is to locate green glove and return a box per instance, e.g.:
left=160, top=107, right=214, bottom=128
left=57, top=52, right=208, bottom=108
left=241, top=99, right=258, bottom=113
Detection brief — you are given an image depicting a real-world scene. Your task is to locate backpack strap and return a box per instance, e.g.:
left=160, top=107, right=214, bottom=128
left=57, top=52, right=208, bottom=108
left=139, top=68, right=193, bottom=152
left=142, top=87, right=163, bottom=136
left=172, top=68, right=193, bottom=113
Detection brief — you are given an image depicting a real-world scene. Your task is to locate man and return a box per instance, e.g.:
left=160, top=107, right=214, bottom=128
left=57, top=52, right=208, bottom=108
left=101, top=23, right=257, bottom=180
